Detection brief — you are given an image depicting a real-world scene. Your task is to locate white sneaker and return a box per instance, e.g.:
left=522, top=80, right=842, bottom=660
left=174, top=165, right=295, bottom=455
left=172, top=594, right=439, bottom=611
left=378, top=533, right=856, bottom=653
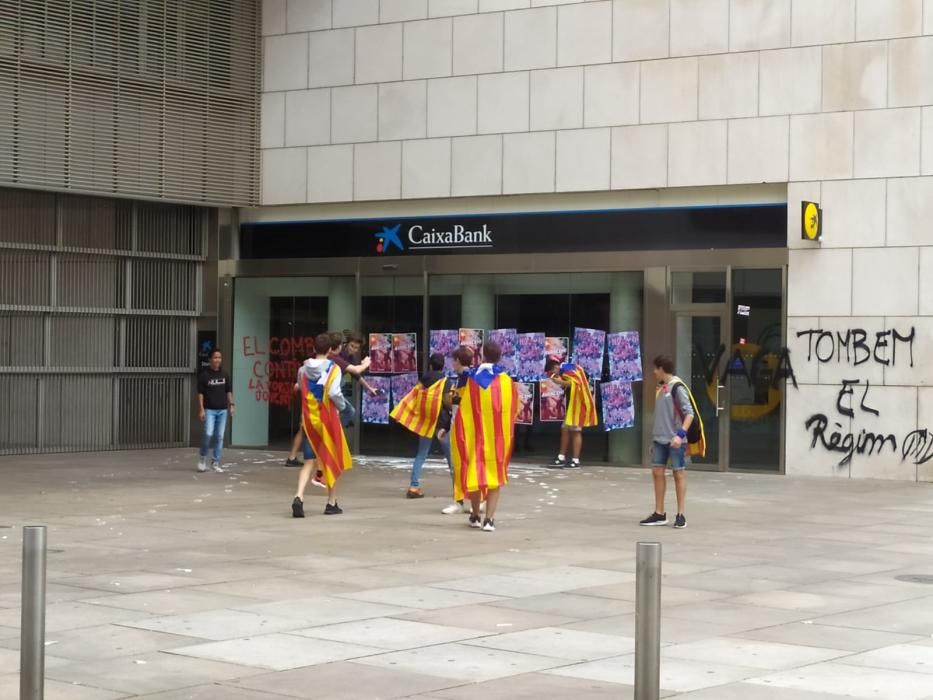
left=197, top=458, right=208, bottom=473
left=210, top=461, right=225, bottom=473
left=441, top=503, right=461, bottom=515
left=482, top=519, right=495, bottom=532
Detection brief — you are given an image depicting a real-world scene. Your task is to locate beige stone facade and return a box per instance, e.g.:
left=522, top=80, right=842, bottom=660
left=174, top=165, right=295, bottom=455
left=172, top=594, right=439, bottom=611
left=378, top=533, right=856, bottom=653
left=258, top=0, right=933, bottom=480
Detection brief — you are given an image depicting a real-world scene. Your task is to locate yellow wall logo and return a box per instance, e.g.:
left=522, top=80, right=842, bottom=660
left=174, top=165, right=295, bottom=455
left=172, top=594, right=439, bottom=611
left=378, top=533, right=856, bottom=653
left=801, top=201, right=822, bottom=241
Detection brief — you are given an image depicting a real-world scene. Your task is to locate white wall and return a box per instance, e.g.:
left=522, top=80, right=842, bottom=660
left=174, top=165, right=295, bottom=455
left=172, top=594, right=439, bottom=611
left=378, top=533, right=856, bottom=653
left=260, top=0, right=933, bottom=480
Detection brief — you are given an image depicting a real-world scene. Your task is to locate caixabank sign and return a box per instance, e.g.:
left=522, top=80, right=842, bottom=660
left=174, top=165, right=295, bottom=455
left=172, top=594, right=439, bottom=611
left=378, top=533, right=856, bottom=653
left=240, top=204, right=786, bottom=259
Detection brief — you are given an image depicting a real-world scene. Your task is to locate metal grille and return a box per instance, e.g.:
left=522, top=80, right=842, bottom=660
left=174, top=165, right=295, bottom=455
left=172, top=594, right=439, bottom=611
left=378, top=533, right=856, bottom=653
left=0, top=187, right=206, bottom=454
left=0, top=0, right=260, bottom=207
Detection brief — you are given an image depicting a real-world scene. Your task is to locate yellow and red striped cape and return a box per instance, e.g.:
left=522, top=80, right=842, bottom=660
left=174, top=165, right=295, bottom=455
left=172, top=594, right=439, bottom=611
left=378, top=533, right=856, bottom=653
left=300, top=362, right=352, bottom=488
left=390, top=377, right=447, bottom=438
left=666, top=376, right=707, bottom=458
left=451, top=367, right=518, bottom=501
left=561, top=363, right=598, bottom=428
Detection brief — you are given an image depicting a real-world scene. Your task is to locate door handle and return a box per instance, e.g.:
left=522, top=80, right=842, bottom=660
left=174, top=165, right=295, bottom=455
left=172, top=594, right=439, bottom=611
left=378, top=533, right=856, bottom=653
left=715, top=384, right=726, bottom=416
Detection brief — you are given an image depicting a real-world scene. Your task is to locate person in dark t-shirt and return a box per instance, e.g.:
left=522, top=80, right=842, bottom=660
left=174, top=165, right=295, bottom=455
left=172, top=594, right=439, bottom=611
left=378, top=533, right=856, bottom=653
left=197, top=349, right=234, bottom=473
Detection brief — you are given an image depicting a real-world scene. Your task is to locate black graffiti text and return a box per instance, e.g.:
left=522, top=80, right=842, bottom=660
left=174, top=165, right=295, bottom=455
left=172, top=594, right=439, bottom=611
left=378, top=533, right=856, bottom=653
left=902, top=429, right=933, bottom=466
left=796, top=327, right=915, bottom=368
left=804, top=414, right=897, bottom=466
left=700, top=344, right=797, bottom=389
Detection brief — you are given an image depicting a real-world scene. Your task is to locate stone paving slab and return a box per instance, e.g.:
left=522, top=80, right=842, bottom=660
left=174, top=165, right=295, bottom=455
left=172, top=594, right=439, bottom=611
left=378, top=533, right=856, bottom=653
left=3, top=448, right=933, bottom=698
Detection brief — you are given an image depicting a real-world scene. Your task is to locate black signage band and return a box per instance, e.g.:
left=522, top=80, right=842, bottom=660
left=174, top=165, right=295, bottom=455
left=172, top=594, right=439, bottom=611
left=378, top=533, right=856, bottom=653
left=240, top=203, right=787, bottom=260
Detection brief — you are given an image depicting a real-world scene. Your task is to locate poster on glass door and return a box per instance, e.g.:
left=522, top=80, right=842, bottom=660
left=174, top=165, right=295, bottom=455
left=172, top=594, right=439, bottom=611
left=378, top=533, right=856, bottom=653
left=368, top=333, right=393, bottom=374
left=429, top=330, right=460, bottom=376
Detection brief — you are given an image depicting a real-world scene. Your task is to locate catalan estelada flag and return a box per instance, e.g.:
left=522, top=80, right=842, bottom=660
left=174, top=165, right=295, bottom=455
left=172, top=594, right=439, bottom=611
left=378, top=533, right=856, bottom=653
left=301, top=362, right=352, bottom=488
left=667, top=376, right=707, bottom=458
left=451, top=366, right=518, bottom=501
left=561, top=363, right=598, bottom=428
left=390, top=377, right=447, bottom=438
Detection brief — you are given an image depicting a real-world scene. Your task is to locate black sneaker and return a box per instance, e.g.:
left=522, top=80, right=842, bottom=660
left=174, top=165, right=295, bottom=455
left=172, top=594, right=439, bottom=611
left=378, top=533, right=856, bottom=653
left=548, top=457, right=567, bottom=469
left=673, top=514, right=687, bottom=529
left=284, top=458, right=303, bottom=467
left=639, top=512, right=668, bottom=526
left=567, top=458, right=580, bottom=468
left=324, top=502, right=343, bottom=515
left=292, top=497, right=305, bottom=518
left=468, top=514, right=482, bottom=528
left=482, top=518, right=495, bottom=532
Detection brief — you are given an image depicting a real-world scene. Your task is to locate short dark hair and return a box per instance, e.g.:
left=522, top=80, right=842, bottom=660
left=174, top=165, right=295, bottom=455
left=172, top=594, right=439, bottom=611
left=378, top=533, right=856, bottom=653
left=314, top=333, right=332, bottom=355
left=429, top=352, right=445, bottom=371
left=482, top=341, right=502, bottom=364
left=344, top=330, right=363, bottom=345
left=545, top=358, right=559, bottom=373
left=328, top=331, right=343, bottom=351
left=210, top=349, right=222, bottom=358
left=653, top=354, right=675, bottom=374
left=453, top=345, right=474, bottom=367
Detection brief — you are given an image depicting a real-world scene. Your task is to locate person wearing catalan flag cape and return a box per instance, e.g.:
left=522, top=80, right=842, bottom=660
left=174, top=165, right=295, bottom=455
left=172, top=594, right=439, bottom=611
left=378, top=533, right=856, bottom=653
left=391, top=352, right=452, bottom=499
left=639, top=354, right=704, bottom=530
left=291, top=333, right=353, bottom=518
left=451, top=341, right=518, bottom=533
left=545, top=358, right=598, bottom=468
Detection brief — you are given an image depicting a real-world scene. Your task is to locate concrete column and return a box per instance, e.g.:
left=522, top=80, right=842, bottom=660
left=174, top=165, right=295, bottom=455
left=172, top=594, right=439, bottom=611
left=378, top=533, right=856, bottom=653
left=328, top=276, right=357, bottom=333
left=609, top=271, right=643, bottom=465
left=461, top=275, right=495, bottom=331
left=231, top=279, right=271, bottom=447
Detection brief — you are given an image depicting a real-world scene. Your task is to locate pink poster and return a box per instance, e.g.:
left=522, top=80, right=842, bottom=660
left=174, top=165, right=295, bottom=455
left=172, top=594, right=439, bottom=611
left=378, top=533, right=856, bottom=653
left=539, top=379, right=566, bottom=422
left=368, top=333, right=393, bottom=374
left=516, top=382, right=535, bottom=425
left=392, top=333, right=418, bottom=373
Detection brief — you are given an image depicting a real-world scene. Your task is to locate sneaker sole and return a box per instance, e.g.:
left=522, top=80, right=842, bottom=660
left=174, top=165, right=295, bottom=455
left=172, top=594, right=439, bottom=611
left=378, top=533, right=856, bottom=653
left=673, top=523, right=687, bottom=529
left=639, top=521, right=669, bottom=526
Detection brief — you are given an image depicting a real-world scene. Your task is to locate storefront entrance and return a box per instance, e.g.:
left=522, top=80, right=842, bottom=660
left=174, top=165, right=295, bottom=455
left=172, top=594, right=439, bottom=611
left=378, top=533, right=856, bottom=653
left=672, top=268, right=786, bottom=472
left=228, top=201, right=789, bottom=472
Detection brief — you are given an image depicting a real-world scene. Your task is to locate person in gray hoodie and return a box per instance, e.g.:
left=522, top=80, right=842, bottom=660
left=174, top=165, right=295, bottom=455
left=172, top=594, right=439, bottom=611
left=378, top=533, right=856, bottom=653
left=292, top=333, right=351, bottom=518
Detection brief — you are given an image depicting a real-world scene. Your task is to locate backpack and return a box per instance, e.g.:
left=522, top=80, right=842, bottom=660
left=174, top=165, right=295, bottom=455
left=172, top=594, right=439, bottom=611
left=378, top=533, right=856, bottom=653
left=670, top=378, right=706, bottom=457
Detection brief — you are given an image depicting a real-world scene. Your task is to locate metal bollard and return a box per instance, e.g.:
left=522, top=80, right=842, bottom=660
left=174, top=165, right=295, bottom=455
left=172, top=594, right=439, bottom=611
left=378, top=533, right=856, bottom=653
left=634, top=541, right=661, bottom=700
left=20, top=526, right=47, bottom=700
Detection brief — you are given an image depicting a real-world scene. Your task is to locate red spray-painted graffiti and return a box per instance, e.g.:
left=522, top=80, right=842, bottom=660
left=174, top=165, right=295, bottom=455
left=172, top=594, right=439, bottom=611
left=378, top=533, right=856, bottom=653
left=242, top=336, right=315, bottom=406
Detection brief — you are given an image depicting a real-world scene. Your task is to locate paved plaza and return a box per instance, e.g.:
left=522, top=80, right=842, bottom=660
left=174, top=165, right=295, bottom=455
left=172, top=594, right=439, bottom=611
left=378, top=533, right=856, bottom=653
left=2, top=450, right=933, bottom=698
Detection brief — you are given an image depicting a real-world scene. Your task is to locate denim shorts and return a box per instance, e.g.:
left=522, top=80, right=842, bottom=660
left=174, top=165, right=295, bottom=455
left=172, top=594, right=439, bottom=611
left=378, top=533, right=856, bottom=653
left=651, top=441, right=687, bottom=470
left=301, top=435, right=316, bottom=461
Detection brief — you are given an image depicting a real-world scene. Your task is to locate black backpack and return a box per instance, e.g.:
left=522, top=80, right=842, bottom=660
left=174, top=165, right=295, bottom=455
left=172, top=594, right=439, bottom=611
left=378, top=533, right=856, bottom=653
left=671, top=381, right=702, bottom=444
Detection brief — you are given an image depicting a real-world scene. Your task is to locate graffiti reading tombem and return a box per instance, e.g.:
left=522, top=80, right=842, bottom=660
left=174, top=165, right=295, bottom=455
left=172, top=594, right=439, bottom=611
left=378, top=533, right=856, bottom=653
left=799, top=326, right=931, bottom=467
left=795, top=327, right=915, bottom=367
left=242, top=336, right=315, bottom=406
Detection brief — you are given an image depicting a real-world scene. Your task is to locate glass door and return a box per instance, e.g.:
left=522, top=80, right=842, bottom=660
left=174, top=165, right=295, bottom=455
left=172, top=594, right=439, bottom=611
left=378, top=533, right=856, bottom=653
left=359, top=274, right=425, bottom=457
left=674, top=312, right=729, bottom=470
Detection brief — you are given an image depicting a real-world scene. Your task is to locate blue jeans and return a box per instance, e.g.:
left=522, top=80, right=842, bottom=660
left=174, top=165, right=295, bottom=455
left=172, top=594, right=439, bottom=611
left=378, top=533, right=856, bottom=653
left=200, top=409, right=228, bottom=463
left=410, top=435, right=451, bottom=487
left=651, top=440, right=687, bottom=470
left=340, top=401, right=356, bottom=428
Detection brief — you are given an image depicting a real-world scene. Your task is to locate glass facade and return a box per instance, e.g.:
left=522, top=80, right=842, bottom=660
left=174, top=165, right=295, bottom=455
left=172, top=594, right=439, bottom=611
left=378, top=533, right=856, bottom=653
left=230, top=270, right=647, bottom=465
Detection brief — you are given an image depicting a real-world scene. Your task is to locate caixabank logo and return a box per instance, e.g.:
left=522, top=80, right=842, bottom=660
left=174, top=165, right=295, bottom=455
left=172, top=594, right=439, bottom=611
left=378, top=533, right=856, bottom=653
left=374, top=225, right=405, bottom=253
left=374, top=222, right=494, bottom=254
